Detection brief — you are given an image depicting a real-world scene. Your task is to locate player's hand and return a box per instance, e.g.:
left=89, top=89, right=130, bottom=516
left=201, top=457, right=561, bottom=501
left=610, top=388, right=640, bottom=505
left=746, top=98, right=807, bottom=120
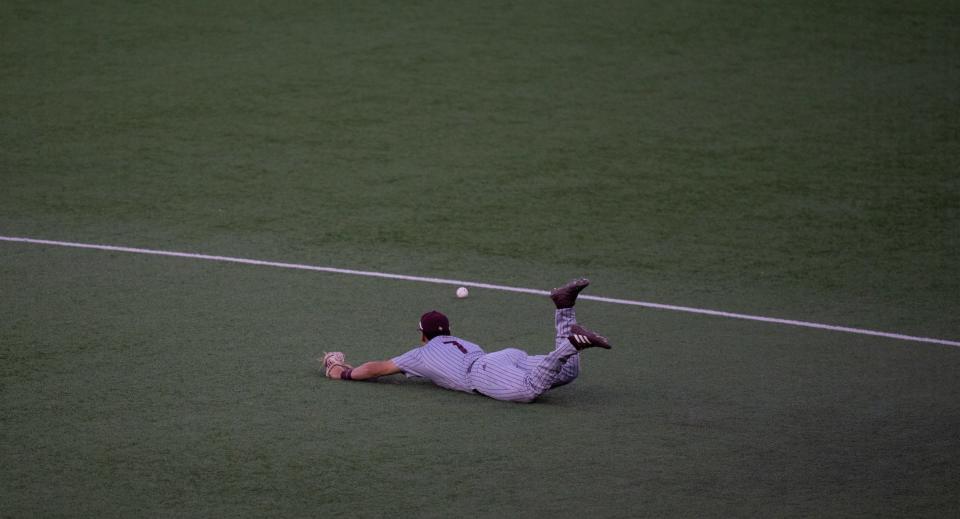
left=320, top=351, right=353, bottom=379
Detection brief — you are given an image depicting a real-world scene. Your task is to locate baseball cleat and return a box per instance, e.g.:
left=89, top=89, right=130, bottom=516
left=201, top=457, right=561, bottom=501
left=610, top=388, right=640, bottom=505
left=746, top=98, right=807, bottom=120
left=568, top=324, right=612, bottom=350
left=550, top=278, right=590, bottom=309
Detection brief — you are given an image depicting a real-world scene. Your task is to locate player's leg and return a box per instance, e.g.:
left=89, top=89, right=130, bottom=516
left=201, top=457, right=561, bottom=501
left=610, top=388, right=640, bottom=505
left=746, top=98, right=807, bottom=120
left=470, top=349, right=542, bottom=402
left=553, top=306, right=580, bottom=383
left=523, top=342, right=579, bottom=397
left=547, top=278, right=590, bottom=384
left=473, top=327, right=611, bottom=403
left=476, top=340, right=587, bottom=402
left=521, top=307, right=579, bottom=387
left=524, top=324, right=613, bottom=398
left=470, top=279, right=600, bottom=402
left=555, top=307, right=577, bottom=344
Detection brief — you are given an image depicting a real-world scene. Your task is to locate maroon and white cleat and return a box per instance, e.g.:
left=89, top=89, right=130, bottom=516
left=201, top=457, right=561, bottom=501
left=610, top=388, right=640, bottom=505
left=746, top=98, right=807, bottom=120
left=568, top=324, right=612, bottom=350
left=550, top=278, right=590, bottom=309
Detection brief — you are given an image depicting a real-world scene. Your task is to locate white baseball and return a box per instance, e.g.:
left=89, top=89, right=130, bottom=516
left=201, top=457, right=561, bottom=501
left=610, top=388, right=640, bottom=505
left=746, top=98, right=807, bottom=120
left=456, top=287, right=469, bottom=298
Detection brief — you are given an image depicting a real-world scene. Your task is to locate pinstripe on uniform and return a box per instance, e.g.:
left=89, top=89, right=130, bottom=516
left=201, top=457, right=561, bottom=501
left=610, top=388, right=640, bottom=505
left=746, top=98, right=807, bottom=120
left=391, top=308, right=581, bottom=403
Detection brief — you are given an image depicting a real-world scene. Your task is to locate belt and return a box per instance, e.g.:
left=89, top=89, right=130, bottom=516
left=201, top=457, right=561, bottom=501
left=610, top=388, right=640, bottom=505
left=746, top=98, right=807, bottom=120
left=466, top=356, right=484, bottom=396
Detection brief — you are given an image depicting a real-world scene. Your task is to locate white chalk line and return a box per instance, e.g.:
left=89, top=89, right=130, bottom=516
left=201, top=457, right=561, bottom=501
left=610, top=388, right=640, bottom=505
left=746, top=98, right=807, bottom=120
left=2, top=235, right=958, bottom=348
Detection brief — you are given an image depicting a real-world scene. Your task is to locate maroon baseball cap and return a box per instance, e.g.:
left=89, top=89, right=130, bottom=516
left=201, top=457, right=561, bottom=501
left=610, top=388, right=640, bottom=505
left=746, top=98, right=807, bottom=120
left=419, top=310, right=450, bottom=339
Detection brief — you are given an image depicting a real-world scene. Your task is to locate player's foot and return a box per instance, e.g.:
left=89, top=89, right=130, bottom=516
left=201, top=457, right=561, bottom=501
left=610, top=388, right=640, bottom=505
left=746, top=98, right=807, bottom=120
left=568, top=324, right=612, bottom=350
left=550, top=278, right=590, bottom=309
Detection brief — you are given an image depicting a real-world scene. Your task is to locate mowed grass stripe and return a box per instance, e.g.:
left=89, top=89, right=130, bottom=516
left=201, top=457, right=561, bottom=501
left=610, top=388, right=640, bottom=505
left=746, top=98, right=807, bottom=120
left=3, top=235, right=958, bottom=348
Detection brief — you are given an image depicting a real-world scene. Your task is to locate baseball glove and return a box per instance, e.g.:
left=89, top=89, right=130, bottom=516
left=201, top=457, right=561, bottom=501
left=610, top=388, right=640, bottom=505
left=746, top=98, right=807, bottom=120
left=320, top=351, right=353, bottom=378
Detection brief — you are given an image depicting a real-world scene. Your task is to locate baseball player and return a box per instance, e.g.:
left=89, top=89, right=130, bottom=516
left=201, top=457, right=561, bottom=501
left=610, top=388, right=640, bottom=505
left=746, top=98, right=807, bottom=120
left=321, top=278, right=611, bottom=403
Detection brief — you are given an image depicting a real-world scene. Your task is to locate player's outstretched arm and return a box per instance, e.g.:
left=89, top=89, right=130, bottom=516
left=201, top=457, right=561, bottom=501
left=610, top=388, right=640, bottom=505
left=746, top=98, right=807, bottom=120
left=330, top=360, right=401, bottom=381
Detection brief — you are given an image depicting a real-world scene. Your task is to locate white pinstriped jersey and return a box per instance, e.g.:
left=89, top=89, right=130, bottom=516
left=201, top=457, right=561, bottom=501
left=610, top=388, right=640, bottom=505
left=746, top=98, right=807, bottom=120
left=392, top=336, right=484, bottom=393
left=391, top=308, right=582, bottom=403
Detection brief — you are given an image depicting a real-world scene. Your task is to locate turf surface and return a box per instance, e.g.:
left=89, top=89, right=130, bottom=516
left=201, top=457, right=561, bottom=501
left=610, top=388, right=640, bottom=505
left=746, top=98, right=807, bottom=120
left=2, top=0, right=959, bottom=517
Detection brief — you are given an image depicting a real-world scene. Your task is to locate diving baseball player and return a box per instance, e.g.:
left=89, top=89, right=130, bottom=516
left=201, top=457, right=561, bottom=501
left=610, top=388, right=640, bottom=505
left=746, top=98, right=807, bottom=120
left=320, top=278, right=611, bottom=403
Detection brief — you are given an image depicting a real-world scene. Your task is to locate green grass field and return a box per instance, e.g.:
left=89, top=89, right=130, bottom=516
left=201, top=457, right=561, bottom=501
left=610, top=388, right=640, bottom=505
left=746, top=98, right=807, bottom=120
left=2, top=0, right=959, bottom=517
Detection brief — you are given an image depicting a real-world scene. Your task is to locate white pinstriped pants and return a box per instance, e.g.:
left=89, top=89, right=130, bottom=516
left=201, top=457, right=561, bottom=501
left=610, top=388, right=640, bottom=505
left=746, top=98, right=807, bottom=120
left=467, top=308, right=580, bottom=403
